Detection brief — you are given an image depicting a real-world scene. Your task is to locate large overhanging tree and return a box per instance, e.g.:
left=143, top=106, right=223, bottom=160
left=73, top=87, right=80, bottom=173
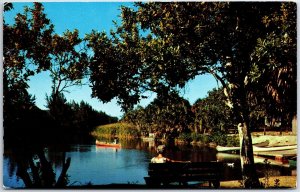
left=86, top=2, right=296, bottom=188
left=3, top=3, right=72, bottom=187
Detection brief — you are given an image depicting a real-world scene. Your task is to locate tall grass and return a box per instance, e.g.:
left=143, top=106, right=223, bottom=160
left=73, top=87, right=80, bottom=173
left=91, top=122, right=140, bottom=139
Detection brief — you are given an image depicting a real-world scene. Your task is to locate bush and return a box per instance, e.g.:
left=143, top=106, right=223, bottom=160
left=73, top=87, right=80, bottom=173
left=210, top=130, right=228, bottom=146
left=179, top=131, right=240, bottom=146
left=226, top=135, right=240, bottom=146
left=189, top=133, right=212, bottom=143
left=178, top=132, right=192, bottom=142
left=199, top=134, right=212, bottom=143
left=191, top=132, right=201, bottom=141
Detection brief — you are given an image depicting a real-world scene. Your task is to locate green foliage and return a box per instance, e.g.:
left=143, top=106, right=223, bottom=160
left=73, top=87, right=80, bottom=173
left=198, top=134, right=212, bottom=144
left=177, top=132, right=192, bottom=142
left=250, top=3, right=297, bottom=130
left=85, top=28, right=142, bottom=110
left=3, top=2, right=56, bottom=147
left=191, top=132, right=201, bottom=142
left=192, top=130, right=239, bottom=146
left=4, top=2, right=297, bottom=188
left=92, top=123, right=139, bottom=139
left=86, top=2, right=296, bottom=135
left=209, top=130, right=228, bottom=146
left=92, top=3, right=295, bottom=187
left=49, top=29, right=89, bottom=97
left=192, top=88, right=234, bottom=133
left=3, top=3, right=96, bottom=188
left=4, top=2, right=54, bottom=82
left=181, top=131, right=238, bottom=146
left=226, top=135, right=240, bottom=147
left=4, top=3, right=13, bottom=11
left=122, top=91, right=193, bottom=135
left=3, top=2, right=52, bottom=131
left=46, top=91, right=118, bottom=143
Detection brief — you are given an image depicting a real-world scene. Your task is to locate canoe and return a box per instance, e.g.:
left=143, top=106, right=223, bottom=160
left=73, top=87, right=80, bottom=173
left=252, top=145, right=297, bottom=152
left=216, top=146, right=240, bottom=152
left=253, top=146, right=297, bottom=158
left=216, top=141, right=294, bottom=153
left=253, top=140, right=269, bottom=147
left=252, top=135, right=296, bottom=147
left=95, top=140, right=121, bottom=148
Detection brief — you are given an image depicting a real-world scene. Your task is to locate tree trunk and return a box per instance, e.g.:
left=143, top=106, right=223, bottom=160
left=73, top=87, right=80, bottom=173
left=29, top=158, right=41, bottom=186
left=16, top=161, right=33, bottom=187
left=232, top=84, right=261, bottom=188
left=37, top=150, right=56, bottom=187
left=292, top=114, right=297, bottom=135
left=238, top=122, right=261, bottom=188
left=56, top=152, right=71, bottom=187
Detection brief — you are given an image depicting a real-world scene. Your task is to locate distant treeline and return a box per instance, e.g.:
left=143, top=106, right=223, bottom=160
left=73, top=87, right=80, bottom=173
left=121, top=87, right=288, bottom=138
left=4, top=89, right=118, bottom=149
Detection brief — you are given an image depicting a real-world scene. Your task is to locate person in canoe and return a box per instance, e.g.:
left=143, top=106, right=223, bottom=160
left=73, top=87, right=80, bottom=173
left=113, top=135, right=119, bottom=144
left=151, top=145, right=191, bottom=163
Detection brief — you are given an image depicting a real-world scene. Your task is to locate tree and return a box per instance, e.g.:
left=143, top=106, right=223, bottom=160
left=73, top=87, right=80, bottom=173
left=72, top=100, right=118, bottom=138
left=3, top=1, right=54, bottom=144
left=122, top=91, right=193, bottom=137
left=250, top=3, right=297, bottom=133
left=49, top=29, right=88, bottom=101
left=87, top=2, right=296, bottom=188
left=85, top=27, right=143, bottom=111
left=149, top=91, right=193, bottom=133
left=192, top=88, right=234, bottom=133
left=3, top=2, right=54, bottom=130
left=45, top=91, right=75, bottom=140
left=3, top=3, right=72, bottom=187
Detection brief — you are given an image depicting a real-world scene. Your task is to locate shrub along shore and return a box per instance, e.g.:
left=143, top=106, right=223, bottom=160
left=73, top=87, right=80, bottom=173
left=91, top=122, right=241, bottom=146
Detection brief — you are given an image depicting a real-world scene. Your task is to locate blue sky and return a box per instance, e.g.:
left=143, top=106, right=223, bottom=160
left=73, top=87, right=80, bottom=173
left=4, top=2, right=219, bottom=118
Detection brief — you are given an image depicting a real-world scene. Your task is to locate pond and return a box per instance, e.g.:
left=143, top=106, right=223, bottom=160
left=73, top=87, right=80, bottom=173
left=3, top=139, right=295, bottom=188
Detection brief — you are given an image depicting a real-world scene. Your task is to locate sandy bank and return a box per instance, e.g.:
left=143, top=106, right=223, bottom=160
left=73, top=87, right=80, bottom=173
left=220, top=176, right=297, bottom=188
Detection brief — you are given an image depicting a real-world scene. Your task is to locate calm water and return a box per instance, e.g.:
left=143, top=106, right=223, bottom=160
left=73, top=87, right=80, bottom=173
left=3, top=140, right=295, bottom=188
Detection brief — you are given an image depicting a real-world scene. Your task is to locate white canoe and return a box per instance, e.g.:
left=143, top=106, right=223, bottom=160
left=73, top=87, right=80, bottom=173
left=216, top=144, right=297, bottom=153
left=253, top=145, right=297, bottom=157
left=253, top=145, right=297, bottom=152
left=216, top=141, right=270, bottom=152
left=216, top=146, right=240, bottom=152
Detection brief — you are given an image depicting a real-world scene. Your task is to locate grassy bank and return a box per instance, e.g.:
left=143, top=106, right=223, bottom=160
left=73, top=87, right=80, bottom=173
left=220, top=176, right=297, bottom=189
left=91, top=122, right=139, bottom=139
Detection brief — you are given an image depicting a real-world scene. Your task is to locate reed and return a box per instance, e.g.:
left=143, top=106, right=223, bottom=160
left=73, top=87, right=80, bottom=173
left=91, top=122, right=140, bottom=139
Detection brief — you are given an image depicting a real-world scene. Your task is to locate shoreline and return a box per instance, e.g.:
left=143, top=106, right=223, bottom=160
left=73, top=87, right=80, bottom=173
left=220, top=176, right=297, bottom=189
left=10, top=176, right=296, bottom=189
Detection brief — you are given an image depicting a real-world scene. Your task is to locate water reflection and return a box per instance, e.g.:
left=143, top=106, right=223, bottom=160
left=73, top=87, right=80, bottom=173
left=95, top=146, right=121, bottom=152
left=216, top=152, right=295, bottom=179
left=3, top=139, right=295, bottom=188
left=64, top=145, right=150, bottom=186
